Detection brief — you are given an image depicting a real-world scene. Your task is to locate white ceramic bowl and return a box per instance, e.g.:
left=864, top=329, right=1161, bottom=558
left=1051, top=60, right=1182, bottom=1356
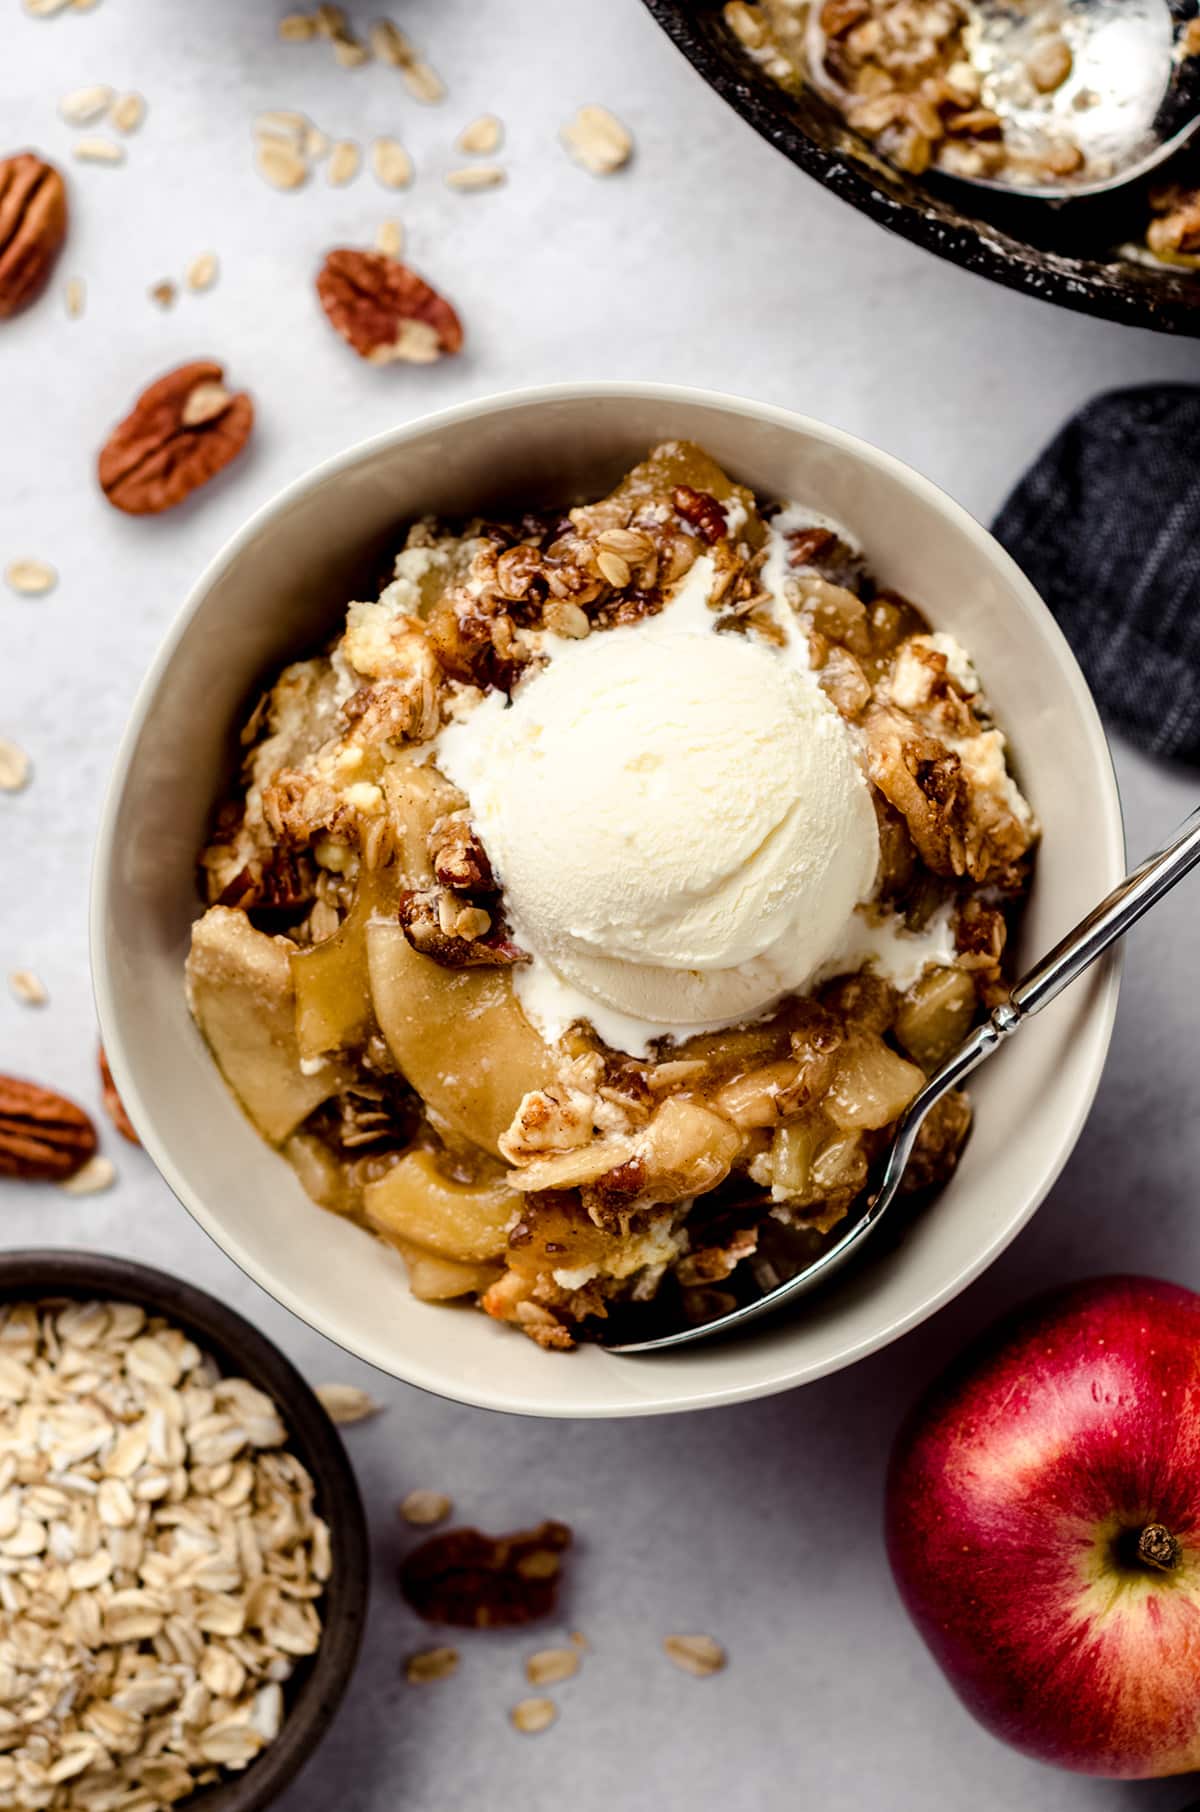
left=93, top=384, right=1123, bottom=1418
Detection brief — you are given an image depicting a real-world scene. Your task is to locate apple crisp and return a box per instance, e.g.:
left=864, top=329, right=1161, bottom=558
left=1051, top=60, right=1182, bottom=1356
left=188, top=442, right=1036, bottom=1351
left=726, top=0, right=1086, bottom=185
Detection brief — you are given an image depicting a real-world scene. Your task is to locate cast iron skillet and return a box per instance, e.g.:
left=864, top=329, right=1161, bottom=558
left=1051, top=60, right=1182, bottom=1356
left=643, top=0, right=1200, bottom=335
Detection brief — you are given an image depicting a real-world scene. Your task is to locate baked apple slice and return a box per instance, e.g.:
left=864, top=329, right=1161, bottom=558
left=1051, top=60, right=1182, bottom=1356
left=366, top=920, right=558, bottom=1155
left=291, top=866, right=395, bottom=1059
left=187, top=907, right=348, bottom=1144
left=362, top=1149, right=518, bottom=1261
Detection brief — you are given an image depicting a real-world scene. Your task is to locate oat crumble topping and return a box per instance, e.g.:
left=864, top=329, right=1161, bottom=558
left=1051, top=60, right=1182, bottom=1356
left=188, top=442, right=1036, bottom=1351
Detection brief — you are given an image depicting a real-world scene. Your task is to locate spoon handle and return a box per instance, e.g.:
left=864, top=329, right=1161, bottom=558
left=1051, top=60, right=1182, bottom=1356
left=874, top=802, right=1200, bottom=1215
left=1011, top=804, right=1200, bottom=1018
left=608, top=805, right=1200, bottom=1353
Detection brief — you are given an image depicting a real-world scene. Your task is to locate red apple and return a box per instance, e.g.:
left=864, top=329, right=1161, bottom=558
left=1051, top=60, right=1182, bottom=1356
left=886, top=1275, right=1200, bottom=1778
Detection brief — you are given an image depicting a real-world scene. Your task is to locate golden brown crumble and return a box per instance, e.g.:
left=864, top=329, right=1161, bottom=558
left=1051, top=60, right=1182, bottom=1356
left=188, top=442, right=1036, bottom=1351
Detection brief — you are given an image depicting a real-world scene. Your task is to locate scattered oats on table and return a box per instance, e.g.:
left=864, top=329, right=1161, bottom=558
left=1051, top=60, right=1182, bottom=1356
left=375, top=219, right=404, bottom=258
left=445, top=164, right=505, bottom=192
left=510, top=1696, right=558, bottom=1734
left=0, top=1298, right=331, bottom=1808
left=4, top=558, right=56, bottom=596
left=72, top=135, right=124, bottom=165
left=457, top=114, right=503, bottom=155
left=315, top=1382, right=382, bottom=1424
left=59, top=1152, right=116, bottom=1195
left=663, top=1633, right=727, bottom=1677
left=256, top=137, right=309, bottom=191
left=402, top=58, right=444, bottom=103
left=405, top=1645, right=459, bottom=1683
left=327, top=139, right=361, bottom=186
left=0, top=737, right=31, bottom=792
left=148, top=279, right=177, bottom=309
left=369, top=18, right=446, bottom=100
left=398, top=1487, right=452, bottom=1526
left=370, top=136, right=413, bottom=189
left=256, top=108, right=309, bottom=143
left=560, top=104, right=633, bottom=174
left=64, top=275, right=85, bottom=317
left=525, top=1646, right=579, bottom=1687
left=367, top=16, right=408, bottom=62
left=7, top=969, right=48, bottom=1006
left=185, top=251, right=219, bottom=292
left=279, top=9, right=318, bottom=39
left=59, top=83, right=113, bottom=124
left=109, top=91, right=146, bottom=133
left=334, top=35, right=370, bottom=68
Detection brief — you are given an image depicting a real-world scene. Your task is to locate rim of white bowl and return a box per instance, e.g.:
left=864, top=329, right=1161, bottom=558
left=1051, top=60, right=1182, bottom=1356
left=91, top=381, right=1124, bottom=1418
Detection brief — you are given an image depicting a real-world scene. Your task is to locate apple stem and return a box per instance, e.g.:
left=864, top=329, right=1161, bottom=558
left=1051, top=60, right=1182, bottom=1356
left=1136, top=1523, right=1183, bottom=1573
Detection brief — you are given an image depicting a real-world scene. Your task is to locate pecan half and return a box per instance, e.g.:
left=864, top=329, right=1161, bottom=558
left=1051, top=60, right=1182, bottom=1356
left=97, top=360, right=254, bottom=515
left=0, top=1076, right=98, bottom=1180
left=216, top=849, right=316, bottom=913
left=0, top=152, right=67, bottom=319
left=98, top=1046, right=140, bottom=1146
left=400, top=1521, right=572, bottom=1628
left=786, top=526, right=837, bottom=569
left=672, top=484, right=726, bottom=545
left=316, top=249, right=463, bottom=364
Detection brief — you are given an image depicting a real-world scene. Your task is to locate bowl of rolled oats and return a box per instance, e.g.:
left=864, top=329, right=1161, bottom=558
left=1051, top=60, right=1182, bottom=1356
left=93, top=383, right=1123, bottom=1417
left=645, top=0, right=1200, bottom=336
left=0, top=1251, right=368, bottom=1812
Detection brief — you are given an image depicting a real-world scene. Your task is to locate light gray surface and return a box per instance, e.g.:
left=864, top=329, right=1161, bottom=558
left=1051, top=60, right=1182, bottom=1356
left=2, top=2, right=1200, bottom=1807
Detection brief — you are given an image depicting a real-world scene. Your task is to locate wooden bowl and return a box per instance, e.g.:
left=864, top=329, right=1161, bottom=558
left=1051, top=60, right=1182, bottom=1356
left=0, top=1250, right=369, bottom=1812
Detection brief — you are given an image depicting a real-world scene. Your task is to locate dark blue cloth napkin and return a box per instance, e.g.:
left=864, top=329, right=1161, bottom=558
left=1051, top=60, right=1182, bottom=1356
left=991, top=384, right=1200, bottom=764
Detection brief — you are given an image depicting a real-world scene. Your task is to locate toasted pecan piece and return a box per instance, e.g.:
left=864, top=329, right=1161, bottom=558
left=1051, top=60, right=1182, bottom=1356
left=0, top=152, right=67, bottom=318
left=672, top=484, right=726, bottom=544
left=98, top=1047, right=140, bottom=1146
left=400, top=1520, right=572, bottom=1627
left=0, top=1076, right=98, bottom=1180
left=97, top=360, right=254, bottom=515
left=316, top=248, right=463, bottom=363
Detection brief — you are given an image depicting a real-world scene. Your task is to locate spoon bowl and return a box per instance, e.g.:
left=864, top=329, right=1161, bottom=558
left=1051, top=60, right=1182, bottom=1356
left=806, top=0, right=1199, bottom=200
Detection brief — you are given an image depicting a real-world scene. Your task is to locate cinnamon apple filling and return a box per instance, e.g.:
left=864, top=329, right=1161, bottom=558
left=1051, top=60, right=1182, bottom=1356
left=188, top=442, right=1037, bottom=1350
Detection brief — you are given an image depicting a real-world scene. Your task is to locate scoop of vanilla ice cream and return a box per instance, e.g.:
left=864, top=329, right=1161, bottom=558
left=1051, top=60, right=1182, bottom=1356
left=436, top=617, right=879, bottom=1039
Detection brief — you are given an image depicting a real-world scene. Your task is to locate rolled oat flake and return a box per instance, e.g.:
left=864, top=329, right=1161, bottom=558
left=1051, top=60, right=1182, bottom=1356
left=316, top=1382, right=382, bottom=1423
left=0, top=737, right=31, bottom=791
left=511, top=1696, right=558, bottom=1734
left=4, top=559, right=56, bottom=596
left=8, top=969, right=48, bottom=1005
left=664, top=1633, right=727, bottom=1676
left=399, top=1488, right=452, bottom=1526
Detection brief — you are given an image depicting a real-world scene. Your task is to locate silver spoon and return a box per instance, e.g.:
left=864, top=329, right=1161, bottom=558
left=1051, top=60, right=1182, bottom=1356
left=809, top=0, right=1200, bottom=201
left=608, top=803, right=1200, bottom=1355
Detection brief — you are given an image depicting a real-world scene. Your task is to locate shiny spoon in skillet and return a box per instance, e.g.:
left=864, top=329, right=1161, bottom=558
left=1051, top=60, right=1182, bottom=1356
left=607, top=803, right=1200, bottom=1354
left=806, top=0, right=1200, bottom=201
